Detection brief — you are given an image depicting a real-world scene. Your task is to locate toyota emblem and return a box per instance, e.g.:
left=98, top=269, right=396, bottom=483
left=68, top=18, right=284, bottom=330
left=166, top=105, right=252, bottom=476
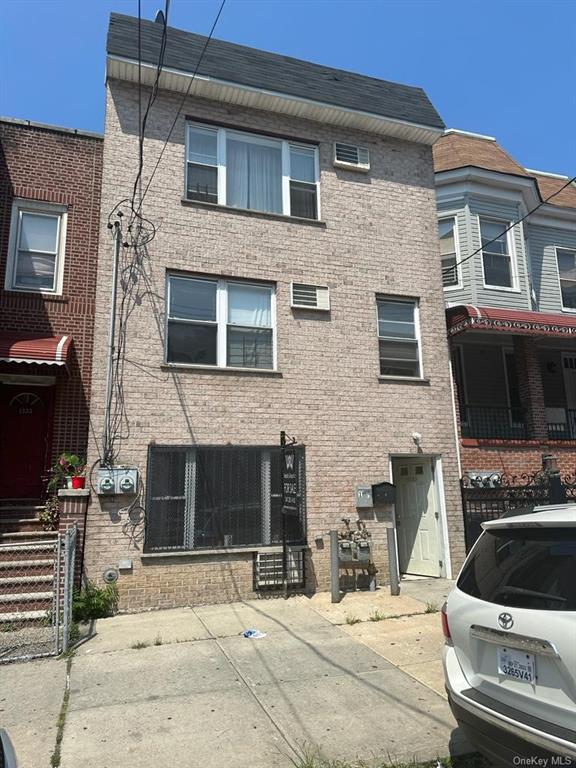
left=498, top=612, right=514, bottom=630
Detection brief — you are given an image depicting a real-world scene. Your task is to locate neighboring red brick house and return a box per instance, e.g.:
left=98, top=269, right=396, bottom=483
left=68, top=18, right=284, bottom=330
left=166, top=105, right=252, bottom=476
left=0, top=117, right=103, bottom=501
left=433, top=130, right=576, bottom=480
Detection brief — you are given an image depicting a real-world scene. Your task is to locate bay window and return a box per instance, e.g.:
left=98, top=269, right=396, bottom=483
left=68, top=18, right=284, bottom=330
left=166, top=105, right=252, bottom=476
left=480, top=217, right=514, bottom=289
left=185, top=123, right=319, bottom=220
left=557, top=248, right=576, bottom=310
left=439, top=217, right=458, bottom=288
left=167, top=274, right=275, bottom=370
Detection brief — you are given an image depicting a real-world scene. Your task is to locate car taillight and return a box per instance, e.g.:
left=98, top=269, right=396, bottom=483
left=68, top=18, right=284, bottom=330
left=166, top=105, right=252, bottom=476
left=441, top=602, right=452, bottom=644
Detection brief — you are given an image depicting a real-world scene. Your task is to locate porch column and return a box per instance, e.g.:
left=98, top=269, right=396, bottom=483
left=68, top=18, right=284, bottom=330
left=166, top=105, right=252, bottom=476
left=58, top=489, right=90, bottom=586
left=513, top=337, right=547, bottom=440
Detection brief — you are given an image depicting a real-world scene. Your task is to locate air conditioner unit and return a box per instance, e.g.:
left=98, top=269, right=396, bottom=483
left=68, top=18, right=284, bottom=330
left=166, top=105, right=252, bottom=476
left=290, top=282, right=330, bottom=311
left=254, top=548, right=305, bottom=590
left=333, top=142, right=370, bottom=171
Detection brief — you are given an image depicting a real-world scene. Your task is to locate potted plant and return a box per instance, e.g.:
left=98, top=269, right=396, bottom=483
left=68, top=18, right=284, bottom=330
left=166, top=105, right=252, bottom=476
left=48, top=453, right=86, bottom=492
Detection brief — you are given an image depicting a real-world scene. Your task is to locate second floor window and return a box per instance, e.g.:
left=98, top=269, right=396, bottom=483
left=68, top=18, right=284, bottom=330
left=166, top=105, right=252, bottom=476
left=186, top=123, right=319, bottom=220
left=480, top=217, right=514, bottom=289
left=5, top=200, right=67, bottom=294
left=167, top=274, right=275, bottom=370
left=439, top=218, right=458, bottom=288
left=557, top=248, right=576, bottom=310
left=377, top=297, right=421, bottom=378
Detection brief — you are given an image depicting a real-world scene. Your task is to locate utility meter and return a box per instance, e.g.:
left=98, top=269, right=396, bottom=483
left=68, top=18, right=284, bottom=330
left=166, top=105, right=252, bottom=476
left=96, top=467, right=139, bottom=496
left=99, top=475, right=115, bottom=494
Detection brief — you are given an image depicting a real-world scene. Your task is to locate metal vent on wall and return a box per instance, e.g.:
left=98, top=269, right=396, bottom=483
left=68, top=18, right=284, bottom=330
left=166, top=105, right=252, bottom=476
left=334, top=142, right=370, bottom=170
left=291, top=283, right=330, bottom=311
left=254, top=549, right=305, bottom=590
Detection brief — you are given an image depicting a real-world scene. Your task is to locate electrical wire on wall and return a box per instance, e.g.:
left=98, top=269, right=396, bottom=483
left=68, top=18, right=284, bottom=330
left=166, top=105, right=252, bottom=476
left=102, top=0, right=227, bottom=469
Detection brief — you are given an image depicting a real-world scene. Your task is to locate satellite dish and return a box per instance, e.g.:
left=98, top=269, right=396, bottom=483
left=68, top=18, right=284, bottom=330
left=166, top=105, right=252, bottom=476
left=155, top=9, right=165, bottom=24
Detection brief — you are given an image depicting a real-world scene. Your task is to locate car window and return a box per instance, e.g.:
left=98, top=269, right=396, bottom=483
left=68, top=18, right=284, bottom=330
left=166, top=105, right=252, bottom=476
left=458, top=527, right=576, bottom=611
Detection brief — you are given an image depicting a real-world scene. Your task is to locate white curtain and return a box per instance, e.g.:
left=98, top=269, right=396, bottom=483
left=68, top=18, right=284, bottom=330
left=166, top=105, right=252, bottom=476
left=228, top=284, right=271, bottom=327
left=227, top=138, right=282, bottom=213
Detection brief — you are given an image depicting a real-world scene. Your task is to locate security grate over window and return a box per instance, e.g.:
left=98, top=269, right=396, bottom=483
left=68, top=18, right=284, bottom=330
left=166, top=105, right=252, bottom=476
left=145, top=445, right=306, bottom=552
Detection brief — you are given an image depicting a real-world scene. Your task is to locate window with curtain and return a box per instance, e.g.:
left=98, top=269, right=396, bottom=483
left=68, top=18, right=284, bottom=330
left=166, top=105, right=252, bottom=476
left=439, top=218, right=458, bottom=288
left=377, top=297, right=421, bottom=378
left=6, top=201, right=66, bottom=293
left=145, top=444, right=306, bottom=552
left=557, top=248, right=576, bottom=310
left=480, top=217, right=514, bottom=288
left=185, top=123, right=319, bottom=219
left=167, top=273, right=275, bottom=369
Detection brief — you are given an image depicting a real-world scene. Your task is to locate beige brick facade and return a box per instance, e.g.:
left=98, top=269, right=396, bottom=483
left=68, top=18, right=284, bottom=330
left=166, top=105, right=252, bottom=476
left=85, top=79, right=465, bottom=611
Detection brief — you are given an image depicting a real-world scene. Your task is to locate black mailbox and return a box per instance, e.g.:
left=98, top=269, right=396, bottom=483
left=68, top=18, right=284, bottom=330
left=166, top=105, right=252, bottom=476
left=372, top=481, right=396, bottom=506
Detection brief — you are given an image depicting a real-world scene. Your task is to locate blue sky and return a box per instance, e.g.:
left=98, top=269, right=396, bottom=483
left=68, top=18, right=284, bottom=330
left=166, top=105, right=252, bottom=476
left=1, top=0, right=574, bottom=174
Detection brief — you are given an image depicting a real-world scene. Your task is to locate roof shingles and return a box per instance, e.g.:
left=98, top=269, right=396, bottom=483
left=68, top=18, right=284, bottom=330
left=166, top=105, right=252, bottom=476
left=433, top=132, right=576, bottom=210
left=107, top=13, right=444, bottom=130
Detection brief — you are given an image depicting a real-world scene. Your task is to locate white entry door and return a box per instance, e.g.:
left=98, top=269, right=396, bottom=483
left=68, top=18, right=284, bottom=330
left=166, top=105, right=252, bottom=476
left=394, top=458, right=441, bottom=577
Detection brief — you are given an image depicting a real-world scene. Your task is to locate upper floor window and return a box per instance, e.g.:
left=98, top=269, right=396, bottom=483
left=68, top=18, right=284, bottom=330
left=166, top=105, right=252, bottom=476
left=185, top=123, right=319, bottom=220
left=557, top=248, right=576, bottom=310
left=439, top=217, right=458, bottom=288
left=5, top=199, right=67, bottom=294
left=377, top=297, right=422, bottom=378
left=167, top=274, right=275, bottom=370
left=480, top=217, right=514, bottom=289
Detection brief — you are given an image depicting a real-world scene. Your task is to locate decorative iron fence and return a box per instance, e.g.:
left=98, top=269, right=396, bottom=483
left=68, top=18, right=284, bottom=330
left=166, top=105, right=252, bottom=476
left=460, top=405, right=527, bottom=440
left=460, top=471, right=576, bottom=552
left=0, top=525, right=76, bottom=664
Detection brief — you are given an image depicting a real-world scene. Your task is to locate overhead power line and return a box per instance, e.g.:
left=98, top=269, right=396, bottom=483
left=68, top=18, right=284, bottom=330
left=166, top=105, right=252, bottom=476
left=138, top=0, right=227, bottom=210
left=443, top=174, right=576, bottom=280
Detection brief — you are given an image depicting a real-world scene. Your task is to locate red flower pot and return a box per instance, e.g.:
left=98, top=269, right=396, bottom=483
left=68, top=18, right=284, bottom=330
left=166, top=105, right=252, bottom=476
left=71, top=476, right=86, bottom=489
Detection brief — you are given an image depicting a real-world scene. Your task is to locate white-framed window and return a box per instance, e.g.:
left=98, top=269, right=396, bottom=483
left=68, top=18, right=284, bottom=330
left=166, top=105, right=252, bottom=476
left=5, top=199, right=67, bottom=294
left=185, top=123, right=320, bottom=220
left=376, top=297, right=422, bottom=378
left=166, top=273, right=276, bottom=370
left=439, top=217, right=459, bottom=288
left=479, top=216, right=516, bottom=290
left=556, top=247, right=576, bottom=311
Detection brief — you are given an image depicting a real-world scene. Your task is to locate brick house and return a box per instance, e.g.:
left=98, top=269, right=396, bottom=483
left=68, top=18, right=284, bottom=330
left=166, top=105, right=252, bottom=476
left=0, top=118, right=103, bottom=501
left=85, top=13, right=465, bottom=611
left=433, top=129, right=576, bottom=479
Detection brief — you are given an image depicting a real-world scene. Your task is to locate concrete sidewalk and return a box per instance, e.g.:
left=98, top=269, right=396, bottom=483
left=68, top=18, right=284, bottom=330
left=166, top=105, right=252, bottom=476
left=2, top=584, right=467, bottom=768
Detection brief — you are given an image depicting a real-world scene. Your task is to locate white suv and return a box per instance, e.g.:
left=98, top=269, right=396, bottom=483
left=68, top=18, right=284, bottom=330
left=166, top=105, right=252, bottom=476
left=442, top=505, right=576, bottom=765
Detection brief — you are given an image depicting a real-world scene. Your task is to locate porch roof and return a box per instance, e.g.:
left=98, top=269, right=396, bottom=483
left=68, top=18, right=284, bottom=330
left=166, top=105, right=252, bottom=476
left=446, top=305, right=576, bottom=339
left=0, top=333, right=73, bottom=366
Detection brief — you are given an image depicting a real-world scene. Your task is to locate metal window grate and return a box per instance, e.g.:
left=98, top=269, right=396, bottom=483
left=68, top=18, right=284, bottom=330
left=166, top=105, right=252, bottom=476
left=254, top=548, right=305, bottom=590
left=145, top=445, right=306, bottom=553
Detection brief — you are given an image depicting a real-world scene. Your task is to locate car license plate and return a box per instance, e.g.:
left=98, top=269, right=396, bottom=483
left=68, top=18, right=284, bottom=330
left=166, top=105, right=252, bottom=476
left=498, top=646, right=536, bottom=684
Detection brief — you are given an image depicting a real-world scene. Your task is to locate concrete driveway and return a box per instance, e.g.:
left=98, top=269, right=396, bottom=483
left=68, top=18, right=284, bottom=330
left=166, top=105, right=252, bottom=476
left=2, top=591, right=468, bottom=768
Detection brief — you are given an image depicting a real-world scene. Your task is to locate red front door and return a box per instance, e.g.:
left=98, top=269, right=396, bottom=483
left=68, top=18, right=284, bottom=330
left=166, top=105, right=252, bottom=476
left=0, top=385, right=54, bottom=499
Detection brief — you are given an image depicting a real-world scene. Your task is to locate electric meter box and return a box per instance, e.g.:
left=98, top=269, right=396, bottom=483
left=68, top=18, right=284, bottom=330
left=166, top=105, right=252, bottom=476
left=355, top=485, right=373, bottom=508
left=97, top=467, right=139, bottom=496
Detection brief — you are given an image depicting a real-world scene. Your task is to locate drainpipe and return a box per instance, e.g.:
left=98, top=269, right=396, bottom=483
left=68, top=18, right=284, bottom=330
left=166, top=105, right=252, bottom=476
left=449, top=357, right=463, bottom=478
left=102, top=221, right=121, bottom=465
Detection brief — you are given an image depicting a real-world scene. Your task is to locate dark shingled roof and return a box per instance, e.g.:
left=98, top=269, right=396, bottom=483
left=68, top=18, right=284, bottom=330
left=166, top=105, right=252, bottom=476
left=107, top=13, right=445, bottom=130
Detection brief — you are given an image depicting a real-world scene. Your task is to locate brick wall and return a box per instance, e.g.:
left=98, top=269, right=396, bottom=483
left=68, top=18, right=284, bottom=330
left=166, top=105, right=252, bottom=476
left=0, top=121, right=103, bottom=464
left=84, top=81, right=464, bottom=610
left=461, top=441, right=576, bottom=476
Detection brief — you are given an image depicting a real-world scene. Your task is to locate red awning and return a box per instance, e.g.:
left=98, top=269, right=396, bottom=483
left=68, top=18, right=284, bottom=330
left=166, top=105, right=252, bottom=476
left=0, top=333, right=73, bottom=366
left=446, top=305, right=576, bottom=338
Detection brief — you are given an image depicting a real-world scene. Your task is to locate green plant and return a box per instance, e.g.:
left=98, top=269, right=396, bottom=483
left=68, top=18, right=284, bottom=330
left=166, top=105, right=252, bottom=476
left=39, top=496, right=60, bottom=531
left=48, top=453, right=86, bottom=492
left=369, top=610, right=386, bottom=622
left=345, top=615, right=361, bottom=625
left=72, top=580, right=118, bottom=623
left=131, top=641, right=149, bottom=650
left=425, top=602, right=439, bottom=614
left=0, top=622, right=16, bottom=633
left=154, top=634, right=163, bottom=646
